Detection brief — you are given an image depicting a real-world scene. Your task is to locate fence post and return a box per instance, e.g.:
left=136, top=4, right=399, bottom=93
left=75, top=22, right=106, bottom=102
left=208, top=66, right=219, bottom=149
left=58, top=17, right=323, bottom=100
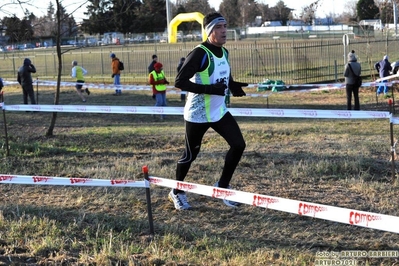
left=291, top=38, right=295, bottom=83
left=279, top=42, right=282, bottom=80
left=1, top=92, right=10, bottom=156
left=251, top=42, right=255, bottom=79
left=389, top=99, right=397, bottom=183
left=273, top=39, right=278, bottom=75
left=334, top=60, right=337, bottom=82
left=100, top=46, right=104, bottom=77
left=36, top=77, right=39, bottom=104
left=142, top=165, right=155, bottom=235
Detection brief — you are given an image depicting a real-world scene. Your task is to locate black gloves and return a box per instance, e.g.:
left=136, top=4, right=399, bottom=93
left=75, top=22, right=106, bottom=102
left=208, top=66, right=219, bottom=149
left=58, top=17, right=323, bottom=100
left=229, top=81, right=248, bottom=97
left=204, top=82, right=227, bottom=96
left=112, top=74, right=115, bottom=78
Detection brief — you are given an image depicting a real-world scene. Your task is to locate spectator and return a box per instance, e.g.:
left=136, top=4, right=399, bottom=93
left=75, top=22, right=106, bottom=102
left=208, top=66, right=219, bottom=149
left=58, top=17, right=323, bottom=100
left=177, top=57, right=186, bottom=101
left=148, top=54, right=158, bottom=73
left=110, top=53, right=122, bottom=95
left=71, top=60, right=90, bottom=102
left=148, top=54, right=158, bottom=99
left=169, top=12, right=248, bottom=210
left=374, top=55, right=392, bottom=95
left=0, top=77, right=3, bottom=92
left=344, top=50, right=361, bottom=110
left=17, top=58, right=36, bottom=105
left=149, top=62, right=169, bottom=120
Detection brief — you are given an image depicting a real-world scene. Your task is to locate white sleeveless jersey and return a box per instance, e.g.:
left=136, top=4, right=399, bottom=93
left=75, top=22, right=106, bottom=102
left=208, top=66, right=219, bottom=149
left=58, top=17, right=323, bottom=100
left=184, top=47, right=230, bottom=123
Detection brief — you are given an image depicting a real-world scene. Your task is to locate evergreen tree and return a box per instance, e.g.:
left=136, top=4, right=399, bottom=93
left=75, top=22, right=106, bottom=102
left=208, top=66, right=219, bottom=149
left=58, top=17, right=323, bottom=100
left=81, top=0, right=114, bottom=34
left=184, top=0, right=214, bottom=16
left=271, top=0, right=292, bottom=26
left=82, top=0, right=142, bottom=34
left=133, top=0, right=166, bottom=33
left=357, top=0, right=379, bottom=20
left=3, top=16, right=34, bottom=43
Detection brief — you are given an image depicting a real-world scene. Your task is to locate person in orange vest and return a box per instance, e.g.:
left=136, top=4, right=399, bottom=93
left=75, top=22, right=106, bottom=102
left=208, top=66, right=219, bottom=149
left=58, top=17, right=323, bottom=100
left=149, top=62, right=169, bottom=120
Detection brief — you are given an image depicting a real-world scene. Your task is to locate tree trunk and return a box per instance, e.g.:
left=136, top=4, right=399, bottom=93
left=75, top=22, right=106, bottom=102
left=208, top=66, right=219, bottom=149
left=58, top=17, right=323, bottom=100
left=46, top=0, right=62, bottom=137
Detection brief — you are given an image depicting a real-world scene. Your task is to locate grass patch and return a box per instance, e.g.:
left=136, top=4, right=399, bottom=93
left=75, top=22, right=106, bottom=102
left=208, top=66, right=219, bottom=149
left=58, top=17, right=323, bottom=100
left=0, top=84, right=398, bottom=265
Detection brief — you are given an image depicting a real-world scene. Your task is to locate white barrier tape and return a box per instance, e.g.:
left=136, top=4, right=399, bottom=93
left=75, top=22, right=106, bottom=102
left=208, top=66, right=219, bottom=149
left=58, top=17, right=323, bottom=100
left=3, top=80, right=270, bottom=98
left=148, top=176, right=399, bottom=234
left=229, top=108, right=389, bottom=119
left=390, top=115, right=399, bottom=124
left=1, top=104, right=390, bottom=119
left=3, top=80, right=166, bottom=91
left=12, top=79, right=397, bottom=89
left=0, top=174, right=149, bottom=188
left=2, top=79, right=395, bottom=99
left=259, top=81, right=397, bottom=88
left=2, top=104, right=185, bottom=115
left=375, top=72, right=399, bottom=82
left=4, top=79, right=396, bottom=88
left=245, top=93, right=270, bottom=98
left=258, top=83, right=344, bottom=88
left=30, top=80, right=392, bottom=89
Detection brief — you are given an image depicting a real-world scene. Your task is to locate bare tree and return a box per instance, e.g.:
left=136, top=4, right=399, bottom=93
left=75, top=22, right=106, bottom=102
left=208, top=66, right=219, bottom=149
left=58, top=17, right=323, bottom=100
left=335, top=0, right=358, bottom=23
left=299, top=0, right=321, bottom=25
left=0, top=0, right=36, bottom=17
left=46, top=0, right=63, bottom=136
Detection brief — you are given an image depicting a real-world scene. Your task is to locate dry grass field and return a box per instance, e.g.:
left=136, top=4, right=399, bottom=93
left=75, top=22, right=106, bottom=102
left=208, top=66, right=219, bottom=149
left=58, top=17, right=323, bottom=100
left=0, top=83, right=398, bottom=265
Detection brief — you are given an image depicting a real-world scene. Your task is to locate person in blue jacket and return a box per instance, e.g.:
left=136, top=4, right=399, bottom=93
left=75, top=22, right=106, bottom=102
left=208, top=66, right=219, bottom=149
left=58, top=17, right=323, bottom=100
left=374, top=55, right=392, bottom=95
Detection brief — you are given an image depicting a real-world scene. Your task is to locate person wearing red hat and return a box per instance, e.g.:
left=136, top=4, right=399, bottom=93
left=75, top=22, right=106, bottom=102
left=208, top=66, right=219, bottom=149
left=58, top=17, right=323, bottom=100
left=149, top=62, right=169, bottom=120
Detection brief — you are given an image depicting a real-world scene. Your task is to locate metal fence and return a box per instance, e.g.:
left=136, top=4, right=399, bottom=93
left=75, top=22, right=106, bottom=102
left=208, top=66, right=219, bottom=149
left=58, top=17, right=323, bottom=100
left=1, top=37, right=398, bottom=85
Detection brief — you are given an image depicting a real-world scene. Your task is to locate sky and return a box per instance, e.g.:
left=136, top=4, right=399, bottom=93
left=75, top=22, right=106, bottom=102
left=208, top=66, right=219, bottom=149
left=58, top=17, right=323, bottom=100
left=0, top=0, right=89, bottom=22
left=0, top=0, right=348, bottom=22
left=209, top=0, right=349, bottom=18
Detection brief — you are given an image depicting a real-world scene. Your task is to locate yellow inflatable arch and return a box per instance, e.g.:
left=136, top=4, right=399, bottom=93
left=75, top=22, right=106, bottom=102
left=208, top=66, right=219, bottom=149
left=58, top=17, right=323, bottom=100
left=168, top=12, right=207, bottom=44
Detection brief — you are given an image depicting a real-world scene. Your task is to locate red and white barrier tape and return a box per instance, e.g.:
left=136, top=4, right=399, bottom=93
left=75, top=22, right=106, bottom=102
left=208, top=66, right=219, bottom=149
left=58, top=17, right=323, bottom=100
left=149, top=176, right=399, bottom=234
left=0, top=174, right=148, bottom=188
left=0, top=104, right=390, bottom=119
left=1, top=173, right=398, bottom=233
